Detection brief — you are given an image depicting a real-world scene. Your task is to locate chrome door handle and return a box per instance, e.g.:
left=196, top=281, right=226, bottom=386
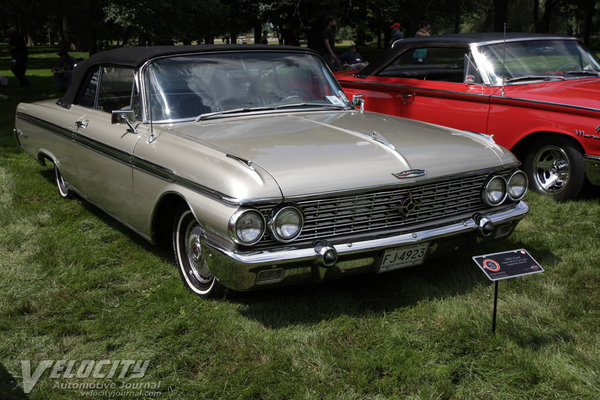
left=402, top=93, right=415, bottom=104
left=75, top=120, right=88, bottom=129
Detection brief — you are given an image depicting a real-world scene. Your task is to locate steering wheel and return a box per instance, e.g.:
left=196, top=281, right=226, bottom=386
left=552, top=62, right=579, bottom=76
left=278, top=87, right=312, bottom=102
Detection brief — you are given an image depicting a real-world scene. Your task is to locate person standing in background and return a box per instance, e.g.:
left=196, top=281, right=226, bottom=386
left=416, top=22, right=431, bottom=37
left=389, top=22, right=403, bottom=46
left=260, top=30, right=269, bottom=44
left=7, top=27, right=31, bottom=87
left=322, top=16, right=341, bottom=71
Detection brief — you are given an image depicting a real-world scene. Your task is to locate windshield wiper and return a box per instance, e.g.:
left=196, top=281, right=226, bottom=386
left=274, top=102, right=348, bottom=110
left=505, top=75, right=565, bottom=84
left=196, top=106, right=274, bottom=121
left=564, top=70, right=600, bottom=77
left=196, top=103, right=348, bottom=121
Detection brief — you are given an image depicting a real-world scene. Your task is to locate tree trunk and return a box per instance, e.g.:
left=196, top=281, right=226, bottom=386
left=533, top=0, right=557, bottom=33
left=254, top=23, right=261, bottom=44
left=494, top=0, right=508, bottom=32
left=582, top=0, right=594, bottom=45
left=454, top=0, right=462, bottom=33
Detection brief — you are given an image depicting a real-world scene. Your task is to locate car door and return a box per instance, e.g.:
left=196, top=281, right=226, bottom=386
left=68, top=65, right=142, bottom=220
left=360, top=45, right=496, bottom=135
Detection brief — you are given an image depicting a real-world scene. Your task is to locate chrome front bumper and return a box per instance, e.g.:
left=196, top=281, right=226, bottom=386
left=205, top=201, right=529, bottom=291
left=584, top=155, right=600, bottom=186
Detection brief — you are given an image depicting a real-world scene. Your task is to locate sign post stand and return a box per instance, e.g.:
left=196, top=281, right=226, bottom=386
left=472, top=249, right=543, bottom=333
left=492, top=281, right=499, bottom=333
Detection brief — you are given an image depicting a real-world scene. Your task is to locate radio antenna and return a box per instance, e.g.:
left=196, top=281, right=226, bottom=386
left=501, top=23, right=507, bottom=96
left=146, top=41, right=156, bottom=143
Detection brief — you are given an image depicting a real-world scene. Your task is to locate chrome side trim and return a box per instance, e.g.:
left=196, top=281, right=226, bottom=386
left=16, top=112, right=281, bottom=206
left=336, top=80, right=600, bottom=114
left=208, top=201, right=529, bottom=266
left=337, top=79, right=492, bottom=100
left=17, top=112, right=73, bottom=141
left=490, top=95, right=600, bottom=114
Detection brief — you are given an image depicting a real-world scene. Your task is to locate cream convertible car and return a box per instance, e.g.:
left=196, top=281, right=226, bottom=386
left=15, top=45, right=529, bottom=297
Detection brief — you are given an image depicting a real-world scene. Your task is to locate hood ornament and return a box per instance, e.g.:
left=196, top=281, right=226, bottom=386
left=393, top=169, right=427, bottom=179
left=371, top=131, right=395, bottom=151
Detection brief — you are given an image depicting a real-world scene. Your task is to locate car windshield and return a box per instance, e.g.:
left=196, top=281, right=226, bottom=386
left=144, top=51, right=351, bottom=121
left=475, top=39, right=600, bottom=85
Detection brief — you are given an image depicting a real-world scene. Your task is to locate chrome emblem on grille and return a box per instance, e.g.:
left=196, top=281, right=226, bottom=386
left=391, top=195, right=420, bottom=217
left=393, top=169, right=427, bottom=179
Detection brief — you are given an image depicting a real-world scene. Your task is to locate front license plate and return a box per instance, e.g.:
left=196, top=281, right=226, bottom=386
left=378, top=242, right=429, bottom=273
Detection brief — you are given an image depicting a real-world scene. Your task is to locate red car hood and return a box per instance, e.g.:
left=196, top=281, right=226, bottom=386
left=502, top=78, right=600, bottom=111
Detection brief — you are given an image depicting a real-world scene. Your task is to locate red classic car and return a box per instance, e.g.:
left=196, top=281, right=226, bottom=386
left=336, top=33, right=600, bottom=201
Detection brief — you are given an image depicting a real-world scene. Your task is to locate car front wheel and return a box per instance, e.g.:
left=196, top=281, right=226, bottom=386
left=172, top=207, right=224, bottom=298
left=524, top=137, right=585, bottom=201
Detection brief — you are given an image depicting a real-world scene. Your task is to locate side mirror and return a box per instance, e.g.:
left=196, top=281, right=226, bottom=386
left=352, top=94, right=365, bottom=113
left=111, top=110, right=137, bottom=134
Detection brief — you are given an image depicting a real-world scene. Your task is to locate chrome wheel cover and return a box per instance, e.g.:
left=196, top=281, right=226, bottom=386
left=182, top=218, right=213, bottom=284
left=532, top=145, right=570, bottom=194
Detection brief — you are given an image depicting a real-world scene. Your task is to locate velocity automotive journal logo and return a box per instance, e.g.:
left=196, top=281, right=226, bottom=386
left=19, top=359, right=161, bottom=396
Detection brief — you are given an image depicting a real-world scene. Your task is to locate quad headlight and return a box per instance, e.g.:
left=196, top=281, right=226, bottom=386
left=268, top=206, right=304, bottom=243
left=507, top=170, right=528, bottom=201
left=483, top=175, right=507, bottom=206
left=228, top=209, right=265, bottom=245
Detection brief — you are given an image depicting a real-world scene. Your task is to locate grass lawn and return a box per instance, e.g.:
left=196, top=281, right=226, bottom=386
left=1, top=46, right=599, bottom=400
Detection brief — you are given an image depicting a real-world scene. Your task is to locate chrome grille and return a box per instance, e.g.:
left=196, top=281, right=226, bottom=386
left=256, top=170, right=512, bottom=247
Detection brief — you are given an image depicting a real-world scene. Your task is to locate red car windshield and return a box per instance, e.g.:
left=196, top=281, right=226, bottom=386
left=475, top=39, right=600, bottom=85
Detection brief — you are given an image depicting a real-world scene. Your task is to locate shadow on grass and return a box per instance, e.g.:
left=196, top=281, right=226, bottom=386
left=581, top=182, right=600, bottom=200
left=234, top=236, right=549, bottom=329
left=0, top=363, right=28, bottom=400
left=38, top=168, right=173, bottom=265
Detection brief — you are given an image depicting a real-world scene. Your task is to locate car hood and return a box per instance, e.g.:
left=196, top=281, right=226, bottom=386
left=503, top=78, right=600, bottom=111
left=169, top=111, right=517, bottom=198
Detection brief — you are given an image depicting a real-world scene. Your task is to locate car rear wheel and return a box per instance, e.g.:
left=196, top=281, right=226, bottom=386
left=172, top=207, right=224, bottom=298
left=524, top=137, right=585, bottom=201
left=54, top=164, right=72, bottom=198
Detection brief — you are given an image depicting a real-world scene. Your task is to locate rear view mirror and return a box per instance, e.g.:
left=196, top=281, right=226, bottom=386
left=352, top=94, right=365, bottom=113
left=111, top=110, right=137, bottom=134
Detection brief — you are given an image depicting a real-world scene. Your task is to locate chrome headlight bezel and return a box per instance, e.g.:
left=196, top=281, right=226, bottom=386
left=482, top=175, right=508, bottom=206
left=507, top=170, right=528, bottom=201
left=228, top=209, right=266, bottom=246
left=268, top=205, right=304, bottom=243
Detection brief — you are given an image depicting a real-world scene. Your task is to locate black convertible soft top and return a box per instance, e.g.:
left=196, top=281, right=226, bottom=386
left=61, top=45, right=316, bottom=106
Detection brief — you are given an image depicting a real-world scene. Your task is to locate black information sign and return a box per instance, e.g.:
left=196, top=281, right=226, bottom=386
left=472, top=248, right=544, bottom=333
left=473, top=248, right=544, bottom=282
